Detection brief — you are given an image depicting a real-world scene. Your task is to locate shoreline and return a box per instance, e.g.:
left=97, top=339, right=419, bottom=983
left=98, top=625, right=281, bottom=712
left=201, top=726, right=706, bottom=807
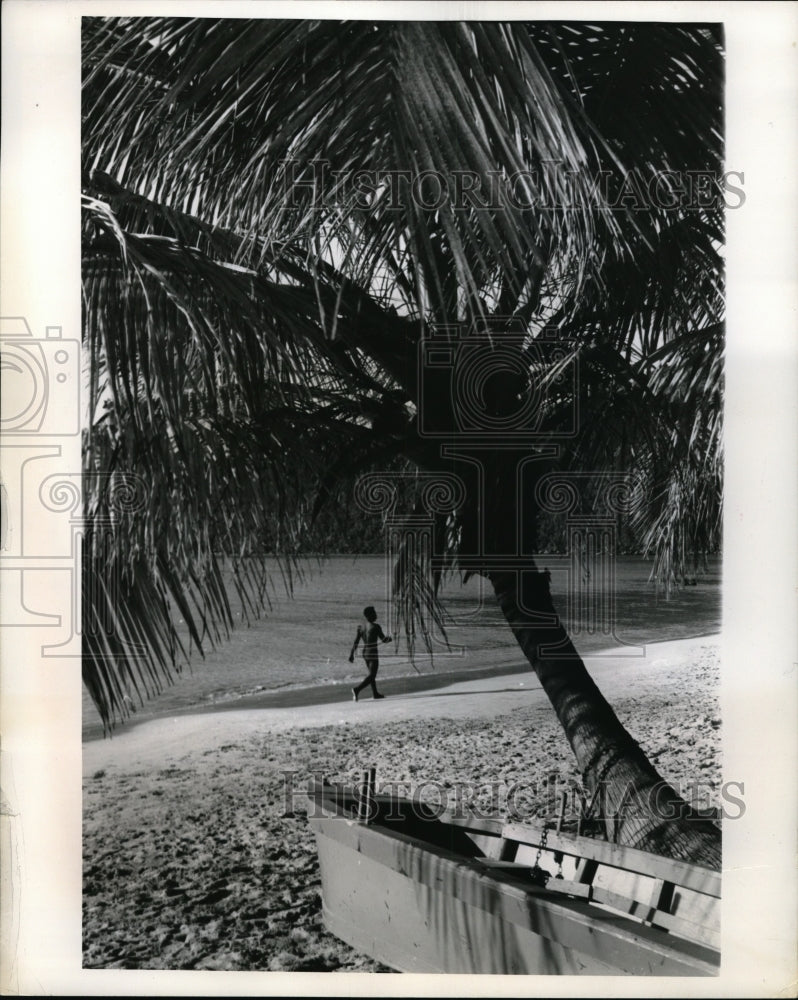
left=83, top=630, right=722, bottom=744
left=82, top=633, right=720, bottom=772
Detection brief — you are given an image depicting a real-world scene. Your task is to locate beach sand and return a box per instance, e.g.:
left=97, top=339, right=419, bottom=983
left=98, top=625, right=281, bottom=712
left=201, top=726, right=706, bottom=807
left=83, top=636, right=721, bottom=972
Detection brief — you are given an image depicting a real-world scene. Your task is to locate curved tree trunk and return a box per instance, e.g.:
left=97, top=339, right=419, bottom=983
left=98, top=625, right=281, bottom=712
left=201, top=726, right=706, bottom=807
left=487, top=568, right=721, bottom=870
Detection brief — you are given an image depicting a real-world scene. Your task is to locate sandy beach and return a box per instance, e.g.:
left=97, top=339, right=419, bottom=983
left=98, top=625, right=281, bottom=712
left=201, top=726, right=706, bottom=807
left=83, top=636, right=721, bottom=972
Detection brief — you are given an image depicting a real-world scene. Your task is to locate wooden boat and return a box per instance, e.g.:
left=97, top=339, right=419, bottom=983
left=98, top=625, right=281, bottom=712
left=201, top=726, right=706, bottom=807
left=306, top=773, right=720, bottom=975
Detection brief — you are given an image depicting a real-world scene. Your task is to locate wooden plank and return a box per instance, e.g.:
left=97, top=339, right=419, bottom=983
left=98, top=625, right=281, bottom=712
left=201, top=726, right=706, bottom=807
left=475, top=862, right=593, bottom=901
left=502, top=822, right=721, bottom=899
left=309, top=783, right=506, bottom=835
left=590, top=886, right=720, bottom=952
left=309, top=784, right=720, bottom=899
left=309, top=783, right=409, bottom=821
left=497, top=860, right=719, bottom=947
left=436, top=810, right=505, bottom=836
left=575, top=858, right=599, bottom=885
left=356, top=768, right=377, bottom=824
left=556, top=791, right=567, bottom=832
left=310, top=781, right=500, bottom=837
left=317, top=840, right=617, bottom=975
left=498, top=838, right=519, bottom=862
left=649, top=878, right=676, bottom=916
left=477, top=859, right=533, bottom=869
left=542, top=878, right=593, bottom=901
left=311, top=814, right=720, bottom=975
left=465, top=832, right=504, bottom=860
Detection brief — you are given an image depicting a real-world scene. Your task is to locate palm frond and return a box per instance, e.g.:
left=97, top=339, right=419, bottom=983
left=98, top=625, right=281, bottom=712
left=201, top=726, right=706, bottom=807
left=82, top=17, right=725, bottom=727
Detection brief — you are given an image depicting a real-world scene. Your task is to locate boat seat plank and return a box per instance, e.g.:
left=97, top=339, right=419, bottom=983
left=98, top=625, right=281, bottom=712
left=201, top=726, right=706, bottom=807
left=481, top=864, right=593, bottom=900
left=475, top=861, right=594, bottom=901
left=501, top=822, right=721, bottom=899
left=590, top=886, right=721, bottom=951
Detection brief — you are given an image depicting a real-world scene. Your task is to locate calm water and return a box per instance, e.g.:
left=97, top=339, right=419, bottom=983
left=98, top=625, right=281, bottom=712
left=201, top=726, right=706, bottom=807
left=82, top=554, right=721, bottom=739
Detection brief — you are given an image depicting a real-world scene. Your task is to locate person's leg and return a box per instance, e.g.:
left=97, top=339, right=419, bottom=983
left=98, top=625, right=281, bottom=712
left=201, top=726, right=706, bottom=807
left=367, top=659, right=384, bottom=699
left=353, top=659, right=384, bottom=701
left=352, top=660, right=374, bottom=701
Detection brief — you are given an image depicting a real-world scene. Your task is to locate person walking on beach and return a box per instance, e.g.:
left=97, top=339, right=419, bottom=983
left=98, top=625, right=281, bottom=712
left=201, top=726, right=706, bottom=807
left=349, top=606, right=392, bottom=701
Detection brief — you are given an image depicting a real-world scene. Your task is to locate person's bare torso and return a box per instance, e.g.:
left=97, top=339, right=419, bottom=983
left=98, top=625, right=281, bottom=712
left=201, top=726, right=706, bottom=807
left=360, top=622, right=385, bottom=658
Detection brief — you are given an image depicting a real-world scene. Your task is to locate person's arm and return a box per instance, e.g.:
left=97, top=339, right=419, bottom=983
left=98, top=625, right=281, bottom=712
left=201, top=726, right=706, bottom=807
left=348, top=626, right=362, bottom=663
left=377, top=624, right=392, bottom=643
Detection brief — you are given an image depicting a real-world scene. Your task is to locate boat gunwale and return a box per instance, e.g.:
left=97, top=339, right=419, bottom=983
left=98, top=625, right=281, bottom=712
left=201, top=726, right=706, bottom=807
left=307, top=783, right=720, bottom=976
left=309, top=780, right=721, bottom=898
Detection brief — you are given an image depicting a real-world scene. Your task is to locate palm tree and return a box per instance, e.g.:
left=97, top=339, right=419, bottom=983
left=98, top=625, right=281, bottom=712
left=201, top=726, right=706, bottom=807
left=82, top=18, right=724, bottom=867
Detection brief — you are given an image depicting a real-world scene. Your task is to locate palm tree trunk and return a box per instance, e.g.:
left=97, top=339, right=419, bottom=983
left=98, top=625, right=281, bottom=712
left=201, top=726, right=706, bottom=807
left=487, top=568, right=721, bottom=870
